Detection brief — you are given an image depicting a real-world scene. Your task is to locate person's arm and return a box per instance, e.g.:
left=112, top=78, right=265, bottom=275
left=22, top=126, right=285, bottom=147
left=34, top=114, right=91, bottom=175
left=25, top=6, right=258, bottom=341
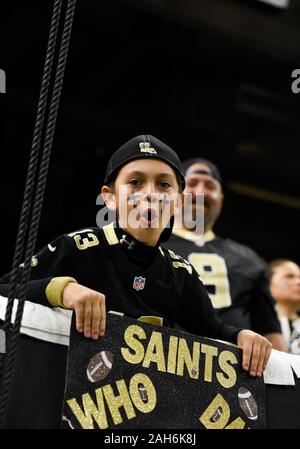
left=0, top=230, right=106, bottom=340
left=0, top=233, right=77, bottom=306
left=177, top=267, right=272, bottom=377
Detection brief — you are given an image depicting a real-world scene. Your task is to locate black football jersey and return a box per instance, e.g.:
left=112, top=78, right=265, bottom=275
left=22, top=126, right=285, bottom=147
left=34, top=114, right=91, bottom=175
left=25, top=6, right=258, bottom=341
left=0, top=224, right=239, bottom=343
left=164, top=229, right=281, bottom=334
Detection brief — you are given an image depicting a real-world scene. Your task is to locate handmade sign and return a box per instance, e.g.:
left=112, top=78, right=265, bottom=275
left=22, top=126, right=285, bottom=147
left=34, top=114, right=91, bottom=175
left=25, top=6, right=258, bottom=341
left=61, top=314, right=265, bottom=429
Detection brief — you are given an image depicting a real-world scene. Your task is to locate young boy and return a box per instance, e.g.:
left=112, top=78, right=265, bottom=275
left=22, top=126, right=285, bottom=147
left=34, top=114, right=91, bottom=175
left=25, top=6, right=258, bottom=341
left=0, top=135, right=271, bottom=379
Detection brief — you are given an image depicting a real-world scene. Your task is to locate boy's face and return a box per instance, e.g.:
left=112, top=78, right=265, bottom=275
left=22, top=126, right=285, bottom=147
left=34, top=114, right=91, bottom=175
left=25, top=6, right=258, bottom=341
left=102, top=159, right=181, bottom=245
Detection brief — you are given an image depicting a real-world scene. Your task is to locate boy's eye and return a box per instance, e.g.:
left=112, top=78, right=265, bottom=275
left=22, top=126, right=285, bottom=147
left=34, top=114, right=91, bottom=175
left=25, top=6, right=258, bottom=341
left=159, top=181, right=171, bottom=189
left=128, top=179, right=141, bottom=186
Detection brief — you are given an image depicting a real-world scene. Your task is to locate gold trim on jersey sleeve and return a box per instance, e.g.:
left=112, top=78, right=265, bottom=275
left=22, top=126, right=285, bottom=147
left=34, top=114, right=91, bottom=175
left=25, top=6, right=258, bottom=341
left=168, top=249, right=180, bottom=260
left=172, top=261, right=192, bottom=274
left=68, top=228, right=94, bottom=237
left=46, top=276, right=78, bottom=307
left=102, top=222, right=119, bottom=245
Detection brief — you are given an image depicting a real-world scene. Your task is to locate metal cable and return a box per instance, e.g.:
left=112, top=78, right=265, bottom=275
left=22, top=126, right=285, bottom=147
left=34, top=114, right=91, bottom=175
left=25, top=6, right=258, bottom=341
left=0, top=0, right=77, bottom=427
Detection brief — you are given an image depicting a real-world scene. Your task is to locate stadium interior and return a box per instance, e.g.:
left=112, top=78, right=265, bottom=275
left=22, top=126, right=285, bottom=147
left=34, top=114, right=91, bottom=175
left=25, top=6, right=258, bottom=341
left=0, top=0, right=299, bottom=271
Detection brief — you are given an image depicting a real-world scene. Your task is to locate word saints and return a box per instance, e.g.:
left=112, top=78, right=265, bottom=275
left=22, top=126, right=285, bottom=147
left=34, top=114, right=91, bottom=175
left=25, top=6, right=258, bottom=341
left=121, top=324, right=238, bottom=389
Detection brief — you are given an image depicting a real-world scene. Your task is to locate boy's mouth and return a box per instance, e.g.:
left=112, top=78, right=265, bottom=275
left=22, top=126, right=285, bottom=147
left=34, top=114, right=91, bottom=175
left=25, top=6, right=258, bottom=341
left=141, top=208, right=157, bottom=227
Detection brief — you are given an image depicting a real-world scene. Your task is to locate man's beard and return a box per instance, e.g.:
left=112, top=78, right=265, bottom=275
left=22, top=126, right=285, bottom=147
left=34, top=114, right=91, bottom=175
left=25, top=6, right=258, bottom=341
left=187, top=204, right=220, bottom=231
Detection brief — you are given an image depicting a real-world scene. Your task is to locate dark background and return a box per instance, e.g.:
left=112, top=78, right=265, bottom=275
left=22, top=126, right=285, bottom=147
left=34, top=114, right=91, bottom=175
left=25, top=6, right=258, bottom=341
left=0, top=0, right=299, bottom=275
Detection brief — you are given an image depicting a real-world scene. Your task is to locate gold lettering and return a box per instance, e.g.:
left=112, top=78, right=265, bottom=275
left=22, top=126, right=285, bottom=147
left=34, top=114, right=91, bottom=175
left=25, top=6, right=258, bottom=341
left=129, top=373, right=157, bottom=413
left=121, top=325, right=146, bottom=364
left=167, top=336, right=178, bottom=374
left=142, top=331, right=166, bottom=372
left=67, top=388, right=107, bottom=429
left=201, top=344, right=218, bottom=382
left=216, top=350, right=237, bottom=389
left=177, top=338, right=200, bottom=379
left=102, top=380, right=136, bottom=425
left=199, top=393, right=230, bottom=429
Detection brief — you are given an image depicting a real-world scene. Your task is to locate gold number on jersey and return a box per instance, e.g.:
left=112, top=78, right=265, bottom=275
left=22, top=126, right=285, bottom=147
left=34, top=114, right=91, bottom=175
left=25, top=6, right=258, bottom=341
left=73, top=233, right=99, bottom=251
left=188, top=253, right=232, bottom=309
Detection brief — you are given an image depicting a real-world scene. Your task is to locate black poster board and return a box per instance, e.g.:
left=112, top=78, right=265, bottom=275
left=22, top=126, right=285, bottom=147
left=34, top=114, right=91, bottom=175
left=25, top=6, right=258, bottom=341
left=61, top=314, right=265, bottom=429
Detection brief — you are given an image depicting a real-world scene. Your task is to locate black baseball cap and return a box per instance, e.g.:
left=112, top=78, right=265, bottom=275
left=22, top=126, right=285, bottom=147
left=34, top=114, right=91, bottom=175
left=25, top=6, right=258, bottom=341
left=182, top=158, right=222, bottom=185
left=104, top=134, right=185, bottom=190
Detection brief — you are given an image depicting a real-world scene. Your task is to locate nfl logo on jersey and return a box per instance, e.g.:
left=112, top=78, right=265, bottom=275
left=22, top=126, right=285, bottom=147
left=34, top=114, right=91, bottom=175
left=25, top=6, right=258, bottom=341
left=133, top=276, right=146, bottom=291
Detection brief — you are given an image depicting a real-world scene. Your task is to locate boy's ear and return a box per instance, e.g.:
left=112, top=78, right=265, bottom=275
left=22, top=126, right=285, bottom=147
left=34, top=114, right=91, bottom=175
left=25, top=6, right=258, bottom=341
left=101, top=185, right=116, bottom=211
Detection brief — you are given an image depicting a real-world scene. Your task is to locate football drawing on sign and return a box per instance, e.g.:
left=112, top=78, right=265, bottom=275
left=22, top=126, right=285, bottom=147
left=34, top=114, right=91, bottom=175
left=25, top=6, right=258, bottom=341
left=86, top=351, right=114, bottom=383
left=238, top=387, right=258, bottom=421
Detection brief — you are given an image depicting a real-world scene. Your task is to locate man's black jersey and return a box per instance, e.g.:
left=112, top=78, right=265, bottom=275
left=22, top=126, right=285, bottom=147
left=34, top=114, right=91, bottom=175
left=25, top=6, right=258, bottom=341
left=0, top=224, right=239, bottom=344
left=164, top=229, right=281, bottom=335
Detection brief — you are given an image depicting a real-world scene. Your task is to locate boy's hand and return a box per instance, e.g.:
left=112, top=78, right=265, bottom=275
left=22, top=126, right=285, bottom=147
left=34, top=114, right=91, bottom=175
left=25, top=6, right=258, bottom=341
left=63, top=282, right=106, bottom=340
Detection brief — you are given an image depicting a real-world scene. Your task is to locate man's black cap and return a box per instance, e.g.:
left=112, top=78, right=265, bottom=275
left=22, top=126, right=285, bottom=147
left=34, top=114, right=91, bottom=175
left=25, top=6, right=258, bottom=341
left=182, top=158, right=222, bottom=185
left=104, top=134, right=185, bottom=190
